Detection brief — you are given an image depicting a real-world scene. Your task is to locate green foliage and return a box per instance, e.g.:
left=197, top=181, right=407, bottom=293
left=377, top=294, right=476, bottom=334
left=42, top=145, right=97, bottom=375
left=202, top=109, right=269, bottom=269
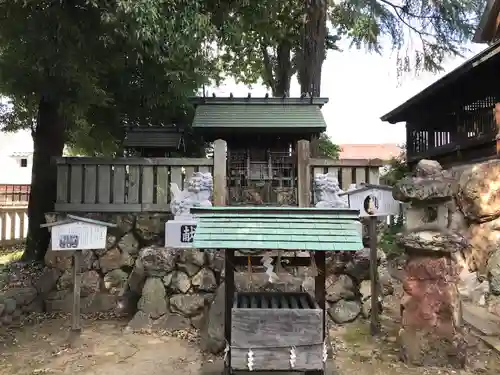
left=0, top=0, right=222, bottom=260
left=209, top=0, right=341, bottom=95
left=378, top=144, right=409, bottom=258
left=212, top=0, right=484, bottom=96
left=378, top=219, right=405, bottom=259
left=0, top=0, right=219, bottom=154
left=317, top=132, right=341, bottom=159
left=330, top=0, right=484, bottom=74
left=380, top=145, right=411, bottom=186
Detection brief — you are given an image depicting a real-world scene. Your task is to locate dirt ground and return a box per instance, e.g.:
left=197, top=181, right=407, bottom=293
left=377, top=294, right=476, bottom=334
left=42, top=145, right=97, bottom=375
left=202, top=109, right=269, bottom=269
left=1, top=301, right=499, bottom=375
left=1, top=248, right=499, bottom=375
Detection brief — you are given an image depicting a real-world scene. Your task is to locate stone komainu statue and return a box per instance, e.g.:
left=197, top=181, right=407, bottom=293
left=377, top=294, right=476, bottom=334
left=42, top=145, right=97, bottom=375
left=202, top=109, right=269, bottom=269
left=313, top=172, right=348, bottom=208
left=170, top=172, right=213, bottom=217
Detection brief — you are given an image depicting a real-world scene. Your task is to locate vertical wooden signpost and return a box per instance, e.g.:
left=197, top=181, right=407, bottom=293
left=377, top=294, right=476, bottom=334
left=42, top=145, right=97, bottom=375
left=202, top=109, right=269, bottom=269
left=367, top=213, right=380, bottom=336
left=339, top=184, right=401, bottom=336
left=41, top=215, right=116, bottom=336
left=495, top=103, right=500, bottom=156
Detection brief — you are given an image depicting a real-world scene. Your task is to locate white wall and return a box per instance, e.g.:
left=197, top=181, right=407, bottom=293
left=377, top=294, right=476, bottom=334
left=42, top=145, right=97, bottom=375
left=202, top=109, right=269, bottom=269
left=0, top=130, right=34, bottom=184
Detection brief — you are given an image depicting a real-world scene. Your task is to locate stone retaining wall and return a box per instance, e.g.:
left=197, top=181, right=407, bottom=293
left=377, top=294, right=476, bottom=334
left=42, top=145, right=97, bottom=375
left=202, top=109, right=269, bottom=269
left=1, top=211, right=394, bottom=355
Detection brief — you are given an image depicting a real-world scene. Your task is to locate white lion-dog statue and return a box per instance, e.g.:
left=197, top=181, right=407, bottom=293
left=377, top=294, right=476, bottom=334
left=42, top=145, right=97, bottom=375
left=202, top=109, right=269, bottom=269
left=170, top=172, right=213, bottom=218
left=313, top=172, right=348, bottom=208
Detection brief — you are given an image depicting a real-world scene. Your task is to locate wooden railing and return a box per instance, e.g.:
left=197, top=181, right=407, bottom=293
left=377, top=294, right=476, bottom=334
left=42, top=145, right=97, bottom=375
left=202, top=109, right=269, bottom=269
left=54, top=139, right=382, bottom=213
left=0, top=206, right=28, bottom=246
left=0, top=184, right=30, bottom=206
left=55, top=158, right=215, bottom=212
left=309, top=158, right=382, bottom=191
left=55, top=139, right=227, bottom=213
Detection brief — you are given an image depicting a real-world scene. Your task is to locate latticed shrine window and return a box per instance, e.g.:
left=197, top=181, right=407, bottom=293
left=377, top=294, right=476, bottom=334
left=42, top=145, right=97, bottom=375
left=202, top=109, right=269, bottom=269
left=227, top=144, right=297, bottom=205
left=227, top=147, right=295, bottom=189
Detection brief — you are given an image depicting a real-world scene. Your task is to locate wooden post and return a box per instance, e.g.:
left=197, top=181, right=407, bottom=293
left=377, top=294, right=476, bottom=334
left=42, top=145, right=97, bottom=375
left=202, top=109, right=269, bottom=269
left=72, top=250, right=82, bottom=333
left=495, top=103, right=500, bottom=156
left=297, top=140, right=311, bottom=207
left=213, top=139, right=227, bottom=207
left=213, top=138, right=230, bottom=374
left=369, top=215, right=380, bottom=335
left=224, top=248, right=235, bottom=375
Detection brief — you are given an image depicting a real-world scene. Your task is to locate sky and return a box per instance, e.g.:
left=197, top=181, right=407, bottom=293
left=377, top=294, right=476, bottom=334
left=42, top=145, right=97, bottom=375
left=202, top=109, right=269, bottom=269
left=1, top=40, right=488, bottom=152
left=211, top=40, right=488, bottom=146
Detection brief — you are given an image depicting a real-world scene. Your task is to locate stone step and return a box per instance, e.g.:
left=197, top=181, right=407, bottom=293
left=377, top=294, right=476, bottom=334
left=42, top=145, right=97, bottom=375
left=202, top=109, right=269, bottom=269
left=462, top=303, right=500, bottom=336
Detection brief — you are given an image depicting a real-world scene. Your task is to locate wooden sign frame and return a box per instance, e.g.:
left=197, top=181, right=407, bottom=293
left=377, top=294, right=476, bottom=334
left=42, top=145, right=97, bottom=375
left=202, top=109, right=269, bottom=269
left=41, top=215, right=116, bottom=335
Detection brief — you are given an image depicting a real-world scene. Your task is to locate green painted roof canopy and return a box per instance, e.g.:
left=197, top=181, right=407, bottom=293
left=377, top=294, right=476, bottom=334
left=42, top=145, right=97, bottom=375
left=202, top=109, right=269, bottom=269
left=191, top=97, right=328, bottom=131
left=191, top=206, right=362, bottom=252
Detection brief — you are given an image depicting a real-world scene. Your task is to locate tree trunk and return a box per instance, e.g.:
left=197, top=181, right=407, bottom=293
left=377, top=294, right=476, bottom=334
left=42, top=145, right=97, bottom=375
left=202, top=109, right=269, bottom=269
left=299, top=0, right=327, bottom=96
left=24, top=96, right=66, bottom=262
left=262, top=40, right=293, bottom=97
left=273, top=41, right=292, bottom=97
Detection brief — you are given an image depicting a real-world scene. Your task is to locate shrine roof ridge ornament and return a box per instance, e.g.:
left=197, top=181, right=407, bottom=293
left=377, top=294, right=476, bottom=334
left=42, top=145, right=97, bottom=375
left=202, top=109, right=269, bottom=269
left=189, top=96, right=329, bottom=107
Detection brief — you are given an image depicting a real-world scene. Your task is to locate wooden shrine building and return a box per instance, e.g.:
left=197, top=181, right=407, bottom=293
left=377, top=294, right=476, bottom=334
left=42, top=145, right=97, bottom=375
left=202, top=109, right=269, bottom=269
left=381, top=42, right=500, bottom=169
left=123, top=125, right=185, bottom=157
left=191, top=96, right=328, bottom=205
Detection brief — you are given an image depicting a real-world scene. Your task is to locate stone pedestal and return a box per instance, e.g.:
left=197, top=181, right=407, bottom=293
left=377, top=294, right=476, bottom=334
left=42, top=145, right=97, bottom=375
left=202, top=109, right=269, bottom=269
left=399, top=254, right=466, bottom=367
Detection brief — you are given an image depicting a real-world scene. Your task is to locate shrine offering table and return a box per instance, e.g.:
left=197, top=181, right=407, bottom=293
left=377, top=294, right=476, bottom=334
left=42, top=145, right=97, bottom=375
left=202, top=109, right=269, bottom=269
left=230, top=292, right=324, bottom=372
left=191, top=206, right=363, bottom=375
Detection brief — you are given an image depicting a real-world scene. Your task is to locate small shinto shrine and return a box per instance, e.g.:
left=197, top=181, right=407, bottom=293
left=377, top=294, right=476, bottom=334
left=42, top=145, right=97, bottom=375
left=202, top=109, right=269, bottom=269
left=123, top=125, right=184, bottom=157
left=191, top=96, right=328, bottom=205
left=192, top=206, right=362, bottom=374
left=339, top=184, right=400, bottom=217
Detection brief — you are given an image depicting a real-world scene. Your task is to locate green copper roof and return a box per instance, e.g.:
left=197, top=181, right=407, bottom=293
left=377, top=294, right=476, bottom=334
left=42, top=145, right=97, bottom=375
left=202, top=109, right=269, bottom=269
left=191, top=207, right=362, bottom=251
left=192, top=102, right=327, bottom=130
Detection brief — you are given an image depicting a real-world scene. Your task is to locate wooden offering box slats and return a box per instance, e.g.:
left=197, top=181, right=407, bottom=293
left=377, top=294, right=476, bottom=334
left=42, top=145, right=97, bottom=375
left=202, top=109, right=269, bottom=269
left=231, top=292, right=324, bottom=371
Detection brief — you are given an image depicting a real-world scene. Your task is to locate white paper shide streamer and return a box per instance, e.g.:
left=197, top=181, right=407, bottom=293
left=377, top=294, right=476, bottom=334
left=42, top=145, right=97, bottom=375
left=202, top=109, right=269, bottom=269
left=309, top=251, right=318, bottom=276
left=223, top=343, right=230, bottom=364
left=247, top=349, right=254, bottom=371
left=261, top=254, right=278, bottom=283
left=323, top=340, right=328, bottom=363
left=289, top=346, right=297, bottom=368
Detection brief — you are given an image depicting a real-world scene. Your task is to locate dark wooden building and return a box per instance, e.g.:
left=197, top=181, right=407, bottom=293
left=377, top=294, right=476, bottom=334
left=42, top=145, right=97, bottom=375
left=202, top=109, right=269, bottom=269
left=191, top=96, right=328, bottom=205
left=380, top=40, right=500, bottom=168
left=123, top=126, right=184, bottom=157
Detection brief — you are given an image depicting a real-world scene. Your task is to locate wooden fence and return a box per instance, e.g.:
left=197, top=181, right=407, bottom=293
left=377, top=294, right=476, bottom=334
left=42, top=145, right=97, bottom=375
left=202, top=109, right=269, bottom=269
left=296, top=140, right=384, bottom=207
left=0, top=206, right=28, bottom=246
left=0, top=184, right=30, bottom=206
left=309, top=158, right=381, bottom=190
left=54, top=139, right=382, bottom=213
left=55, top=139, right=227, bottom=212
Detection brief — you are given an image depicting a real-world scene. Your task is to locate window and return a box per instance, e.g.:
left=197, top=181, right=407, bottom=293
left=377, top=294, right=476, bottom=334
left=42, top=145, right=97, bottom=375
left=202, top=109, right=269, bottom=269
left=20, top=158, right=28, bottom=168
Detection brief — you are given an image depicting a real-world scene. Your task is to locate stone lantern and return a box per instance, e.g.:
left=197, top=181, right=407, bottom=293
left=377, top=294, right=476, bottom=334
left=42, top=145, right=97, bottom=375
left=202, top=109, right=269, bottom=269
left=392, top=160, right=469, bottom=368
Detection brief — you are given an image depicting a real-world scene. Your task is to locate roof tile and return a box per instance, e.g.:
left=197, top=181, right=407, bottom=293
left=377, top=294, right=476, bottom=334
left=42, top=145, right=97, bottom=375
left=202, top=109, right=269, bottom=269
left=339, top=144, right=402, bottom=160
left=192, top=207, right=362, bottom=251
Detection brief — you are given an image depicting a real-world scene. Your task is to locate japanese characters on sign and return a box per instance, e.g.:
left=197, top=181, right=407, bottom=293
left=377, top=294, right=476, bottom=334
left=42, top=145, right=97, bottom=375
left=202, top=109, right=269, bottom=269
left=58, top=234, right=80, bottom=249
left=51, top=222, right=107, bottom=251
left=165, top=219, right=198, bottom=248
left=180, top=224, right=197, bottom=243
